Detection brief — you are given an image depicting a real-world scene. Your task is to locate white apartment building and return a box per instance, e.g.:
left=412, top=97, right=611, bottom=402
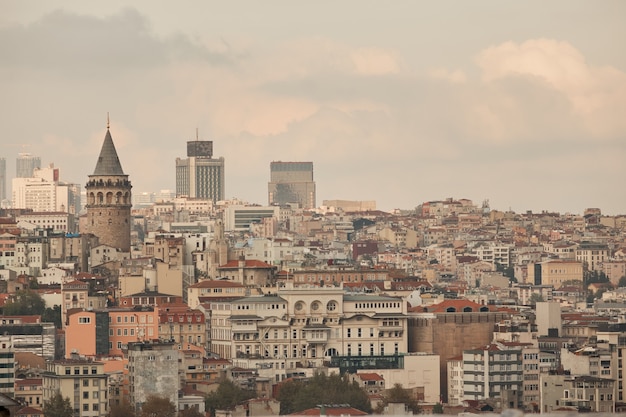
left=12, top=164, right=80, bottom=213
left=210, top=284, right=407, bottom=381
left=470, top=242, right=513, bottom=267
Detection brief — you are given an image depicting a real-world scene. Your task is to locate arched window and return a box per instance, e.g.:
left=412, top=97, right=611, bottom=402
left=463, top=307, right=473, bottom=313
left=97, top=192, right=104, bottom=204
left=446, top=307, right=456, bottom=313
left=106, top=192, right=113, bottom=204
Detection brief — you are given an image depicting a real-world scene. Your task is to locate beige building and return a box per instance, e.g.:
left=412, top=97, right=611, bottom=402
left=210, top=284, right=407, bottom=380
left=540, top=374, right=615, bottom=413
left=187, top=279, right=248, bottom=309
left=576, top=242, right=610, bottom=272
left=527, top=259, right=583, bottom=287
left=603, top=261, right=626, bottom=286
left=42, top=358, right=108, bottom=417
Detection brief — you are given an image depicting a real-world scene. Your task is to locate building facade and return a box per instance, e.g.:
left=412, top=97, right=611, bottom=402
left=16, top=153, right=40, bottom=178
left=175, top=140, right=225, bottom=203
left=42, top=358, right=108, bottom=417
left=83, top=126, right=132, bottom=252
left=268, top=161, right=316, bottom=209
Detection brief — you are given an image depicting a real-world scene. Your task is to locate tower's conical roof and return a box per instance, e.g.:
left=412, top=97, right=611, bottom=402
left=93, top=128, right=125, bottom=175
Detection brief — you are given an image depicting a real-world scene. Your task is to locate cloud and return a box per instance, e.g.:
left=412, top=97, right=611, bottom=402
left=475, top=38, right=626, bottom=139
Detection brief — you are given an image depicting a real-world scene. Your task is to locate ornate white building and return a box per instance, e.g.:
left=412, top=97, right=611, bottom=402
left=210, top=284, right=408, bottom=380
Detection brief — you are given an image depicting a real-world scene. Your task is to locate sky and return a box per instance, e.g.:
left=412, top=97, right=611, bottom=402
left=1, top=1, right=625, bottom=215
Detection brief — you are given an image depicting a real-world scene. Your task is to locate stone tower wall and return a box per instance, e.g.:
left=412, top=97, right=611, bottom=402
left=85, top=174, right=132, bottom=252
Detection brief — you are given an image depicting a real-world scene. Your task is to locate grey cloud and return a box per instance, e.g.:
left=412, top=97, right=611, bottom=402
left=0, top=8, right=232, bottom=76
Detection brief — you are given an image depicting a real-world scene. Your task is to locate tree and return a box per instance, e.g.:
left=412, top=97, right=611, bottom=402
left=3, top=290, right=45, bottom=316
left=43, top=391, right=73, bottom=417
left=432, top=402, right=444, bottom=414
left=140, top=395, right=176, bottom=417
left=108, top=399, right=136, bottom=417
left=205, top=379, right=255, bottom=416
left=618, top=276, right=626, bottom=288
left=529, top=293, right=544, bottom=306
left=276, top=373, right=372, bottom=415
left=179, top=407, right=205, bottom=417
left=42, top=305, right=62, bottom=328
left=374, top=384, right=421, bottom=415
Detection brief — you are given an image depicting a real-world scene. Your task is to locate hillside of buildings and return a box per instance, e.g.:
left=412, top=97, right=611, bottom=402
left=1, top=134, right=626, bottom=416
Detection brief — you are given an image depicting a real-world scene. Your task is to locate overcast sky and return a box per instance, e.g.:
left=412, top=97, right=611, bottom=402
left=1, top=1, right=625, bottom=214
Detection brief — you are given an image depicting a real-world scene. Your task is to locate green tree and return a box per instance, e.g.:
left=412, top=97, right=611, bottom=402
left=432, top=402, right=444, bottom=414
left=374, top=384, right=421, bottom=415
left=3, top=290, right=45, bottom=316
left=108, top=399, right=136, bottom=417
left=205, top=379, right=255, bottom=416
left=140, top=395, right=176, bottom=417
left=529, top=293, right=544, bottom=306
left=43, top=391, right=73, bottom=417
left=42, top=305, right=62, bottom=328
left=276, top=373, right=372, bottom=415
left=618, top=276, right=626, bottom=288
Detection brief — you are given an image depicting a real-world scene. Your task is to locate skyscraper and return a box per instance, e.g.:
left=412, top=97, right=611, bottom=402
left=16, top=153, right=41, bottom=178
left=83, top=124, right=132, bottom=252
left=0, top=157, right=5, bottom=202
left=268, top=161, right=316, bottom=209
left=175, top=139, right=225, bottom=202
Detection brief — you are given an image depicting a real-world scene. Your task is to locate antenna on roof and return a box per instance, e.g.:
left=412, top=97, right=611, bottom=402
left=107, top=112, right=110, bottom=130
left=196, top=127, right=199, bottom=141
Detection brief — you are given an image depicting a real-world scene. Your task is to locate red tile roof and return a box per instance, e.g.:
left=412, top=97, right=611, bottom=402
left=219, top=259, right=274, bottom=269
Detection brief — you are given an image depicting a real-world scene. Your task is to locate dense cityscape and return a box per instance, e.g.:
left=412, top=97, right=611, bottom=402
left=0, top=126, right=624, bottom=416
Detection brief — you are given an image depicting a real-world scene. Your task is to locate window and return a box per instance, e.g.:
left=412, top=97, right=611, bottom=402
left=83, top=392, right=89, bottom=399
left=78, top=317, right=91, bottom=324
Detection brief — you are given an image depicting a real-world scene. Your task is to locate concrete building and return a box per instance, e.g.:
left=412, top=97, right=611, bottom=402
left=576, top=242, right=610, bottom=272
left=0, top=336, right=15, bottom=397
left=268, top=161, right=316, bottom=209
left=175, top=139, right=225, bottom=203
left=16, top=212, right=76, bottom=233
left=527, top=259, right=583, bottom=287
left=222, top=205, right=280, bottom=232
left=127, top=341, right=179, bottom=412
left=42, top=357, right=108, bottom=417
left=462, top=341, right=524, bottom=409
left=83, top=125, right=132, bottom=252
left=540, top=374, right=615, bottom=413
left=0, top=157, right=6, bottom=202
left=11, top=164, right=81, bottom=214
left=536, top=302, right=562, bottom=337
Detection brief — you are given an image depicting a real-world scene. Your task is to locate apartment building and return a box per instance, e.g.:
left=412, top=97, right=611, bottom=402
left=462, top=342, right=524, bottom=409
left=576, top=242, right=610, bottom=272
left=540, top=374, right=615, bottom=413
left=42, top=358, right=108, bottom=417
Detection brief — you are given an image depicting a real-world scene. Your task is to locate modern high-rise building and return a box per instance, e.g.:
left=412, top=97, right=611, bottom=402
left=175, top=139, right=225, bottom=202
left=83, top=124, right=132, bottom=252
left=0, top=157, right=6, bottom=201
left=268, top=161, right=316, bottom=209
left=16, top=152, right=41, bottom=178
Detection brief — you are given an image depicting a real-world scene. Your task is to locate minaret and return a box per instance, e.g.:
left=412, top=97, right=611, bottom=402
left=84, top=118, right=132, bottom=252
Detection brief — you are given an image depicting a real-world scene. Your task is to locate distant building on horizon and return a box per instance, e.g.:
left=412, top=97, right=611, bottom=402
left=0, top=157, right=6, bottom=202
left=268, top=161, right=316, bottom=209
left=175, top=138, right=225, bottom=203
left=15, top=152, right=41, bottom=178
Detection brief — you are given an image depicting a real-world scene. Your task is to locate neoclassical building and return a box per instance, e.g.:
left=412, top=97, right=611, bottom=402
left=210, top=284, right=408, bottom=378
left=83, top=123, right=132, bottom=252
